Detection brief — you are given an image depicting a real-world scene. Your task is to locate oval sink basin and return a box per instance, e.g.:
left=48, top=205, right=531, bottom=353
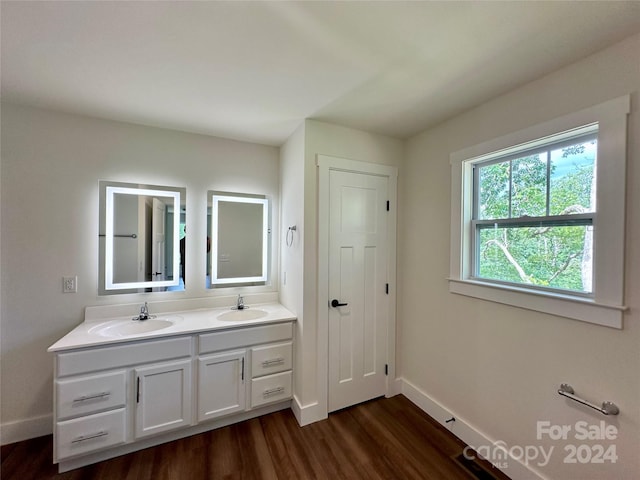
left=88, top=316, right=181, bottom=338
left=217, top=309, right=268, bottom=322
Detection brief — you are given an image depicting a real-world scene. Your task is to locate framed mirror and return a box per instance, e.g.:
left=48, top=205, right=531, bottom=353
left=207, top=192, right=269, bottom=288
left=99, top=181, right=186, bottom=295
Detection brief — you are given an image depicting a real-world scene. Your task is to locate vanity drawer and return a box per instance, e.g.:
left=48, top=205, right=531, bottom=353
left=250, top=371, right=292, bottom=408
left=56, top=370, right=126, bottom=420
left=57, top=336, right=192, bottom=376
left=251, top=342, right=292, bottom=378
left=56, top=408, right=126, bottom=460
left=199, top=322, right=292, bottom=354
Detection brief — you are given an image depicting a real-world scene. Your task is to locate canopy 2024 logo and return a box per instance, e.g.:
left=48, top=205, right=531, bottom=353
left=463, top=420, right=618, bottom=469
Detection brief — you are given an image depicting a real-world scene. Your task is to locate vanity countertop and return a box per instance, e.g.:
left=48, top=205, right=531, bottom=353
left=48, top=302, right=296, bottom=353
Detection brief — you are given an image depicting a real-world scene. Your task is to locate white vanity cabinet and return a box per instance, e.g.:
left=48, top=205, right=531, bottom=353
left=197, top=321, right=293, bottom=421
left=51, top=315, right=295, bottom=473
left=53, top=336, right=192, bottom=463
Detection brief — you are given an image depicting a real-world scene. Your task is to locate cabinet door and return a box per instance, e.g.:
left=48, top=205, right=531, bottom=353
left=134, top=359, right=192, bottom=439
left=198, top=350, right=246, bottom=422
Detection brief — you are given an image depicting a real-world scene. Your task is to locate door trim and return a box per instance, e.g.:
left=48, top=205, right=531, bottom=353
left=317, top=155, right=398, bottom=416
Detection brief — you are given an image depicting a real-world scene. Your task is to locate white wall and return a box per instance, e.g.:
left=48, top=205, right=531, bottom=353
left=0, top=103, right=279, bottom=443
left=294, top=119, right=403, bottom=422
left=401, top=34, right=640, bottom=479
left=279, top=122, right=306, bottom=417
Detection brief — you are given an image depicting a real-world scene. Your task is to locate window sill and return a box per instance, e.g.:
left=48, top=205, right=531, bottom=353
left=448, top=278, right=625, bottom=329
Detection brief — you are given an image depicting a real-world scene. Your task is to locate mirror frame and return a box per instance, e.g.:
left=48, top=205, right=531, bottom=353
left=210, top=193, right=269, bottom=286
left=100, top=182, right=184, bottom=293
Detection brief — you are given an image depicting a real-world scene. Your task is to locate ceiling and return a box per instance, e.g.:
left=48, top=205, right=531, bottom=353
left=2, top=1, right=639, bottom=146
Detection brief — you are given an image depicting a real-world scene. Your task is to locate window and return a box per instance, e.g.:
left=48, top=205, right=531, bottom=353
left=473, top=128, right=596, bottom=294
left=449, top=96, right=629, bottom=328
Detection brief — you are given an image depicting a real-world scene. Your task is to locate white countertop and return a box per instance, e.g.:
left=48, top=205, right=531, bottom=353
left=48, top=302, right=296, bottom=352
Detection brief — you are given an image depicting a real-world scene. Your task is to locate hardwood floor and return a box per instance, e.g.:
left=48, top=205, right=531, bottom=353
left=1, top=395, right=511, bottom=480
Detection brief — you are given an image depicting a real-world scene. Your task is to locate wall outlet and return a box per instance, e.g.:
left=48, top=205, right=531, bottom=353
left=63, top=276, right=77, bottom=293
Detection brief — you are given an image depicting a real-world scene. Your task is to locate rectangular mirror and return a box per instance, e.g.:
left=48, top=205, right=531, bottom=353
left=99, top=181, right=186, bottom=294
left=207, top=192, right=269, bottom=287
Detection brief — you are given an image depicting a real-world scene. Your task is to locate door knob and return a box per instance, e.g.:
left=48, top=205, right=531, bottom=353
left=331, top=299, right=348, bottom=307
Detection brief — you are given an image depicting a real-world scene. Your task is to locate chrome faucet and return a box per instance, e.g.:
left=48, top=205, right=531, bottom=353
left=133, top=302, right=150, bottom=321
left=236, top=294, right=245, bottom=310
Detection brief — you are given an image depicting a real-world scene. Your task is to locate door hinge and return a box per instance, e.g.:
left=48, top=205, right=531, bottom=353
left=385, top=283, right=389, bottom=294
left=385, top=364, right=389, bottom=376
left=386, top=200, right=390, bottom=211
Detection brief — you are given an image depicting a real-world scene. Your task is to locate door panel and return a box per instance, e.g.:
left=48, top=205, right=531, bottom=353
left=363, top=246, right=376, bottom=376
left=134, top=359, right=192, bottom=439
left=198, top=350, right=246, bottom=422
left=329, top=170, right=388, bottom=412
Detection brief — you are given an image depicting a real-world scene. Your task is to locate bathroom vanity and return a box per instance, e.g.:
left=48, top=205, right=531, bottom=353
left=48, top=301, right=295, bottom=472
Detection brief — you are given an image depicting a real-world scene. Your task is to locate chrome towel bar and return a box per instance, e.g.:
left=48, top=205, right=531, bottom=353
left=99, top=234, right=137, bottom=238
left=558, top=383, right=619, bottom=416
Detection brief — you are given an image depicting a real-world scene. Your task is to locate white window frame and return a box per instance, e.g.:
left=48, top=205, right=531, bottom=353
left=449, top=95, right=629, bottom=329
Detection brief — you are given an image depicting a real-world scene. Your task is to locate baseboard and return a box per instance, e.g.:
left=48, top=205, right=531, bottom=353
left=292, top=378, right=402, bottom=427
left=401, top=379, right=545, bottom=480
left=1, top=414, right=53, bottom=446
left=291, top=395, right=327, bottom=427
left=387, top=377, right=403, bottom=397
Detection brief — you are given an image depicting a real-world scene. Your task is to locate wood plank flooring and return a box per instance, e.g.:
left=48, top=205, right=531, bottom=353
left=1, top=395, right=511, bottom=480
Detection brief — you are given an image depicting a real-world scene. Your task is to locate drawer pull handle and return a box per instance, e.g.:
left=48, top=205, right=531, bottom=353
left=73, top=392, right=110, bottom=403
left=263, top=386, right=285, bottom=397
left=71, top=430, right=108, bottom=443
left=261, top=357, right=284, bottom=367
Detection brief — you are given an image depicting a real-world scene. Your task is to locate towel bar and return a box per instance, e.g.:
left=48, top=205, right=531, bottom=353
left=558, top=383, right=619, bottom=416
left=99, top=234, right=137, bottom=238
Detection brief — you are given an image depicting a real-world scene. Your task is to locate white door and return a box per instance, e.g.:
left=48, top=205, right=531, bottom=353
left=151, top=197, right=166, bottom=286
left=197, top=350, right=246, bottom=422
left=134, top=359, right=192, bottom=439
left=328, top=170, right=389, bottom=412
